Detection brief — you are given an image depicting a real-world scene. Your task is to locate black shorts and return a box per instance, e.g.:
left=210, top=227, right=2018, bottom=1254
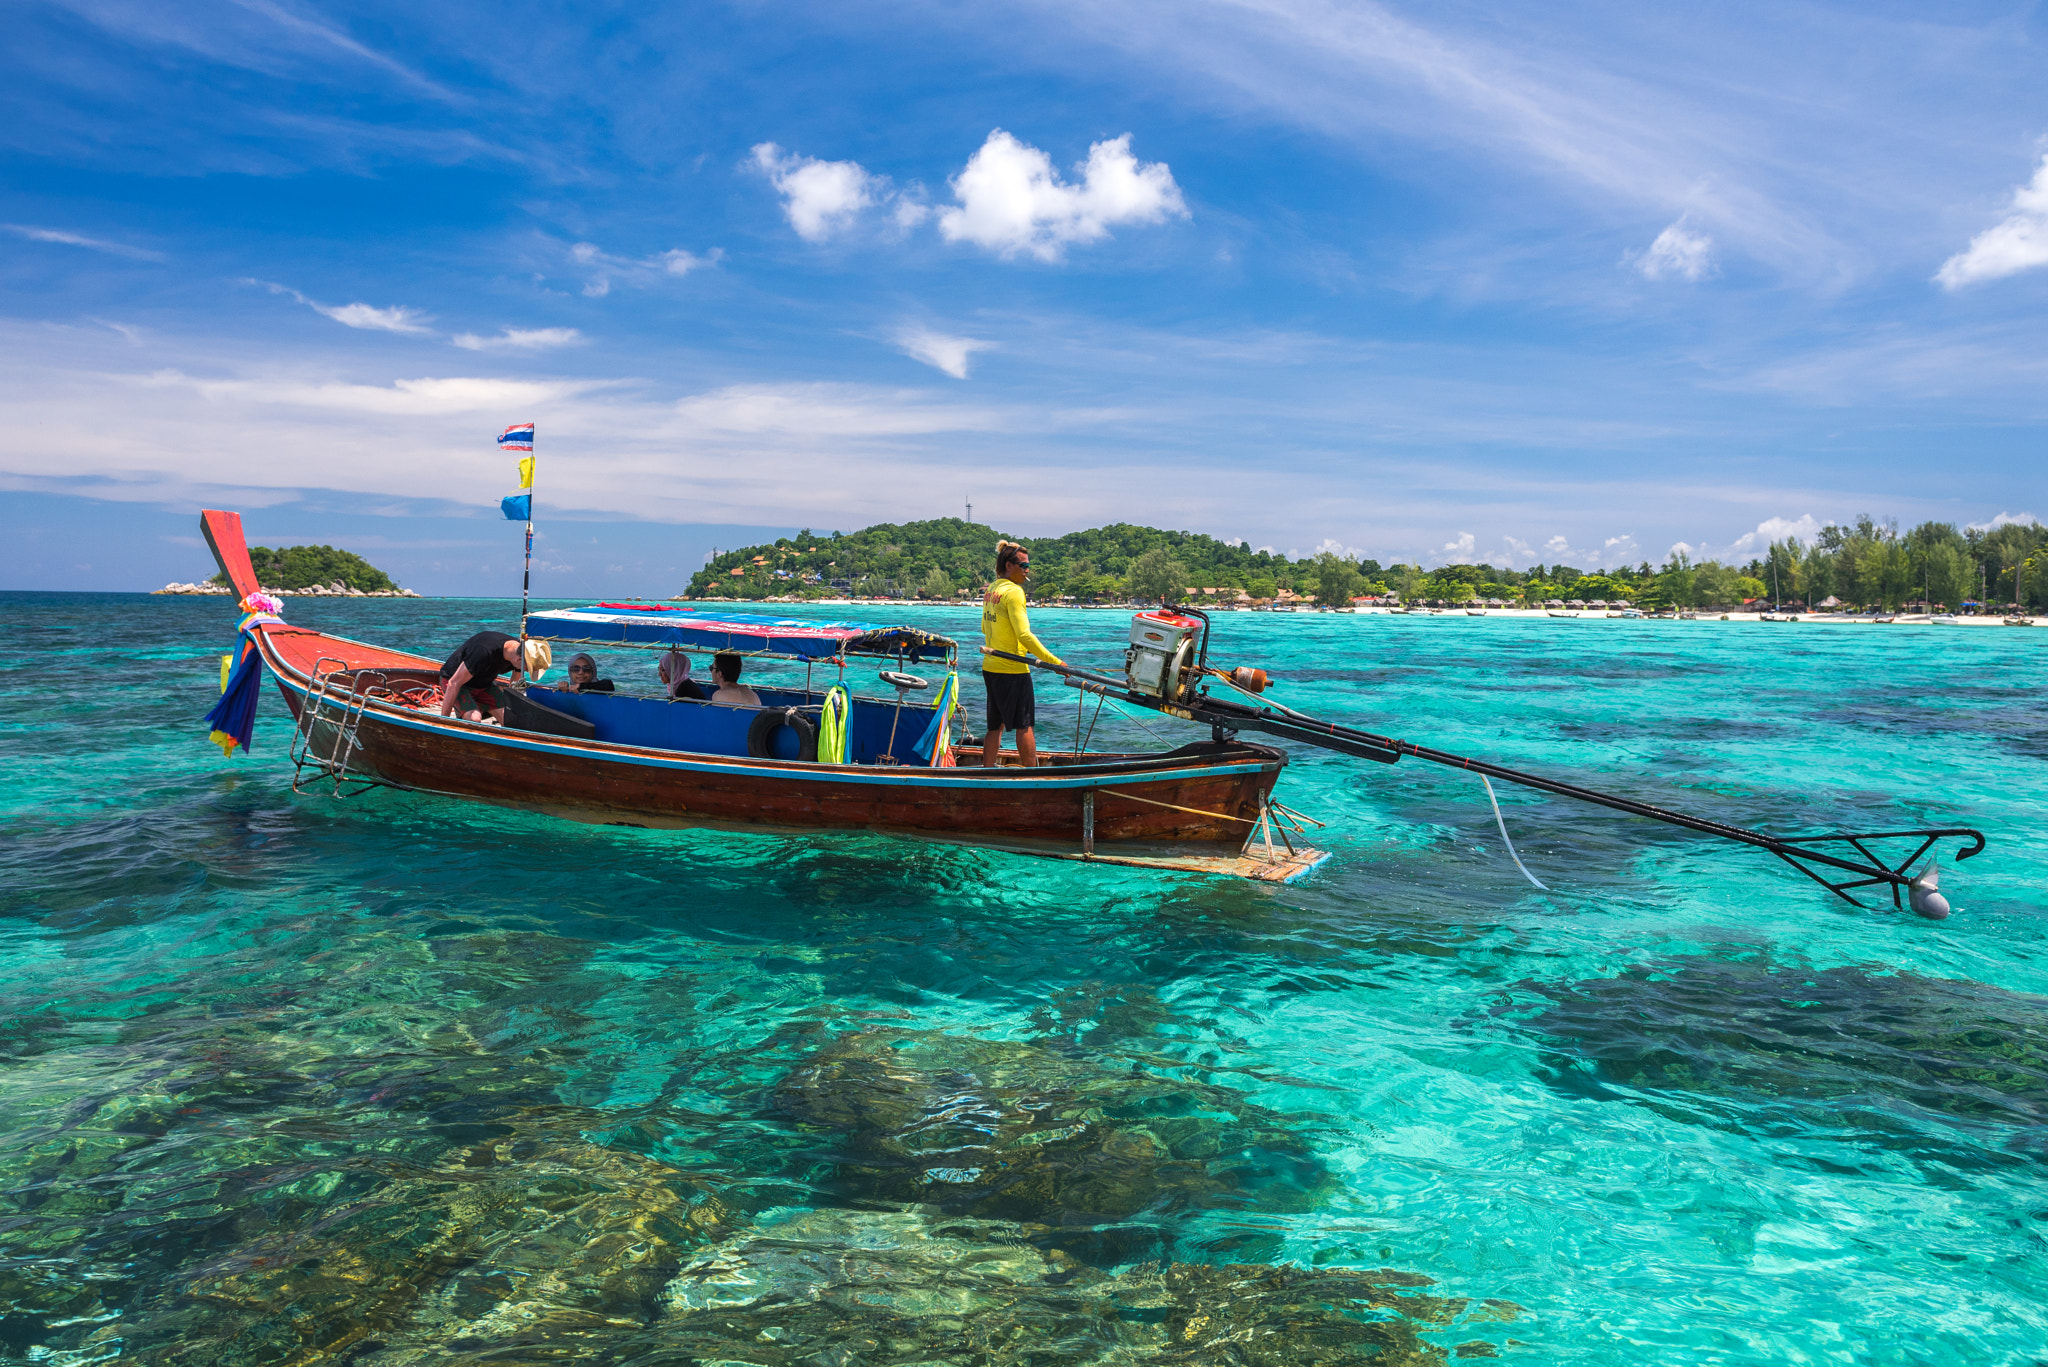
left=983, top=669, right=1036, bottom=731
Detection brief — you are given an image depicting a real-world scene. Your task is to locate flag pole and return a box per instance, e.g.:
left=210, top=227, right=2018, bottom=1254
left=521, top=434, right=535, bottom=632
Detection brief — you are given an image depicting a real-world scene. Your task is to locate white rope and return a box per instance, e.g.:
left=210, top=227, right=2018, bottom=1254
left=1481, top=775, right=1549, bottom=891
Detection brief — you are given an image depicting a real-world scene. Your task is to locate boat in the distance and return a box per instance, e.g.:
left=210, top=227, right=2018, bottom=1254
left=199, top=511, right=1324, bottom=882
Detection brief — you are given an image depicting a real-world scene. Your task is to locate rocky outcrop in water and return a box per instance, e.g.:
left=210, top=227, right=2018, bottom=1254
left=0, top=961, right=1523, bottom=1365
left=1504, top=956, right=2048, bottom=1170
left=772, top=1028, right=1336, bottom=1241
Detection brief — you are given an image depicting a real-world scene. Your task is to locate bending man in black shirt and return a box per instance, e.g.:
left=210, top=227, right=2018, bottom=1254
left=439, top=631, right=551, bottom=724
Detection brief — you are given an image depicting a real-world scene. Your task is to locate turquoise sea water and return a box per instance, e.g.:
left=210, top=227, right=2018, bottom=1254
left=4, top=590, right=2046, bottom=1365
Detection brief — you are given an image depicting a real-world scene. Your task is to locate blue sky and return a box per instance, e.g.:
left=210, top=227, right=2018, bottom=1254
left=3, top=0, right=2045, bottom=596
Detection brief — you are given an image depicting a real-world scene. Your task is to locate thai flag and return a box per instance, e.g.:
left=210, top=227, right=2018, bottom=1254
left=497, top=422, right=535, bottom=451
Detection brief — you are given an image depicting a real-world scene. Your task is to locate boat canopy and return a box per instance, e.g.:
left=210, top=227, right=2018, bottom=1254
left=523, top=605, right=957, bottom=662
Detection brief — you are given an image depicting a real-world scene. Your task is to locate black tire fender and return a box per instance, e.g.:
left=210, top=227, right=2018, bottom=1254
left=746, top=706, right=819, bottom=761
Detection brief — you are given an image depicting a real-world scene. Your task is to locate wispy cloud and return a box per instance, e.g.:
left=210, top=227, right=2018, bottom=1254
left=452, top=327, right=585, bottom=352
left=568, top=241, right=722, bottom=297
left=937, top=131, right=1187, bottom=262
left=248, top=279, right=433, bottom=333
left=317, top=301, right=435, bottom=333
left=1936, top=154, right=2048, bottom=288
left=4, top=223, right=164, bottom=261
left=1026, top=0, right=1830, bottom=272
left=893, top=325, right=993, bottom=379
left=223, top=0, right=453, bottom=99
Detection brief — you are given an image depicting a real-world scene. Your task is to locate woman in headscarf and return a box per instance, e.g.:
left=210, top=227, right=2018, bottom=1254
left=659, top=648, right=707, bottom=701
left=565, top=653, right=615, bottom=693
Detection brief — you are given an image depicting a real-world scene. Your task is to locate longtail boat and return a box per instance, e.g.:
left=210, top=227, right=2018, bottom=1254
left=200, top=508, right=1990, bottom=911
left=200, top=509, right=1328, bottom=882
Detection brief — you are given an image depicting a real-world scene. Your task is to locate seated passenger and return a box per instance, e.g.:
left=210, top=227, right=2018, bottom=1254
left=708, top=651, right=762, bottom=708
left=439, top=632, right=550, bottom=724
left=659, top=648, right=707, bottom=702
left=565, top=653, right=615, bottom=693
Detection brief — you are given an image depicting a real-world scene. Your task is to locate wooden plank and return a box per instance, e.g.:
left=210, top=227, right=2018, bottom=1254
left=1041, top=845, right=1331, bottom=883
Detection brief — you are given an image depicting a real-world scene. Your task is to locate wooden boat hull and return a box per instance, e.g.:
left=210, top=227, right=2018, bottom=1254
left=253, top=624, right=1288, bottom=853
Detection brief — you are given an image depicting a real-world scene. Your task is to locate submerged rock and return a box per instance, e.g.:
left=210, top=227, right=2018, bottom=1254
left=772, top=1028, right=1335, bottom=1237
left=321, top=1204, right=1519, bottom=1364
left=645, top=1206, right=1514, bottom=1366
left=1505, top=956, right=2048, bottom=1169
left=163, top=1133, right=728, bottom=1363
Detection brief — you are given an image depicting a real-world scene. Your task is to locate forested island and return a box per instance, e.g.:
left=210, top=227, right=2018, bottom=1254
left=684, top=515, right=2046, bottom=612
left=185, top=544, right=409, bottom=595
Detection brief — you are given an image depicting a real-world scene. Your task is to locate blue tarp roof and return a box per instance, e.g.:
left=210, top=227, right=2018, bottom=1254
left=525, top=606, right=956, bottom=662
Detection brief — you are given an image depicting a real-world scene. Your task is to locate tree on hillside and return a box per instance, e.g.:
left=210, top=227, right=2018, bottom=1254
left=1127, top=547, right=1188, bottom=605
left=1313, top=551, right=1362, bottom=606
left=1659, top=550, right=1697, bottom=608
left=919, top=567, right=955, bottom=600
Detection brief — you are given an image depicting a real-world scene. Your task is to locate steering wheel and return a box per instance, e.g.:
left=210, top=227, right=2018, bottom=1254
left=879, top=670, right=930, bottom=692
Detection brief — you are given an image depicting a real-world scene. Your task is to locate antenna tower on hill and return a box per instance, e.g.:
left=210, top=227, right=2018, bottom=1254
left=965, top=496, right=973, bottom=524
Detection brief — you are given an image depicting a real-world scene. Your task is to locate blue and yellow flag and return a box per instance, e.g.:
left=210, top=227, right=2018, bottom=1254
left=498, top=425, right=535, bottom=520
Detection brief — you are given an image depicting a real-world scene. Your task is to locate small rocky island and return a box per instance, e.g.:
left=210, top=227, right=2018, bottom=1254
left=154, top=542, right=420, bottom=597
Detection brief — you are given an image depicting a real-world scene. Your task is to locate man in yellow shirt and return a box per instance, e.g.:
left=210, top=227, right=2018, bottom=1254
left=981, top=539, right=1063, bottom=767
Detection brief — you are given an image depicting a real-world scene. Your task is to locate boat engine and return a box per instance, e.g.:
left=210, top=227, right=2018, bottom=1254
left=1126, top=610, right=1204, bottom=703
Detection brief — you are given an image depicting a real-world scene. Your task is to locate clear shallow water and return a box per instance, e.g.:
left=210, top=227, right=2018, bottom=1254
left=4, top=591, right=2046, bottom=1365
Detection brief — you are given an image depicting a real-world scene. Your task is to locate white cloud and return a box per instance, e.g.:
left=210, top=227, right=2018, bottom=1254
left=1635, top=219, right=1714, bottom=281
left=316, top=301, right=435, bottom=333
left=937, top=131, right=1188, bottom=262
left=752, top=143, right=879, bottom=242
left=452, top=327, right=585, bottom=352
left=893, top=325, right=992, bottom=379
left=1967, top=510, right=2042, bottom=532
left=1439, top=531, right=1476, bottom=562
left=3, top=223, right=165, bottom=261
left=659, top=248, right=717, bottom=276
left=1937, top=155, right=2048, bottom=288
left=1725, top=513, right=1821, bottom=555
left=1313, top=536, right=1370, bottom=560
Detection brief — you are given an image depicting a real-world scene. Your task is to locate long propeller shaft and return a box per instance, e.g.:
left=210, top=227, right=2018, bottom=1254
left=982, top=646, right=1985, bottom=911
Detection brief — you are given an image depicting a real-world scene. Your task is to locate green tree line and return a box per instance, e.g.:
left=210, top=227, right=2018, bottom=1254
left=685, top=520, right=1342, bottom=602
left=684, top=515, right=2048, bottom=613
left=209, top=545, right=399, bottom=592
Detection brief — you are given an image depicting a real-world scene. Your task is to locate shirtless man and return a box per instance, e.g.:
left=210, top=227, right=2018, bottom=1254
left=707, top=652, right=762, bottom=707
